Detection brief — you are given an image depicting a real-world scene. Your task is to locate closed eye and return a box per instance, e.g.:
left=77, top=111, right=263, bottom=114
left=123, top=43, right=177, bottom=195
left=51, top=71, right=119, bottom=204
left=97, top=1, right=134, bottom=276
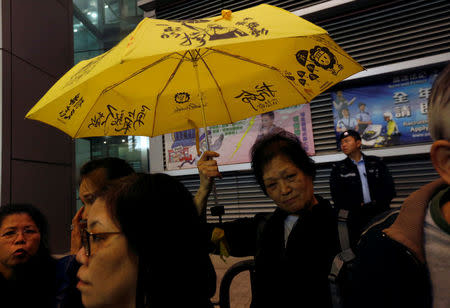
left=286, top=173, right=297, bottom=181
left=24, top=229, right=38, bottom=235
left=265, top=182, right=277, bottom=189
left=2, top=231, right=16, bottom=237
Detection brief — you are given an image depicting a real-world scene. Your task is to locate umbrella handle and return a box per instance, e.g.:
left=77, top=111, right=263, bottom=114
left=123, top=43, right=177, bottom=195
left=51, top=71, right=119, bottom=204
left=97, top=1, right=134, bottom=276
left=211, top=179, right=219, bottom=208
left=193, top=58, right=218, bottom=214
left=192, top=58, right=210, bottom=150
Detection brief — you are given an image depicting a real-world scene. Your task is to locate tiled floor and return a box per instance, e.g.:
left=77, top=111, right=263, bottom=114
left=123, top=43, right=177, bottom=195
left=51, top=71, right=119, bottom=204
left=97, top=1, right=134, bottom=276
left=210, top=255, right=253, bottom=308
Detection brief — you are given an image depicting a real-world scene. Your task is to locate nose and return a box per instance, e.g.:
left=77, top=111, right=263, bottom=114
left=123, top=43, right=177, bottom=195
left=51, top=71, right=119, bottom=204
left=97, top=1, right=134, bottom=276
left=14, top=232, right=26, bottom=245
left=279, top=180, right=292, bottom=195
left=76, top=246, right=89, bottom=265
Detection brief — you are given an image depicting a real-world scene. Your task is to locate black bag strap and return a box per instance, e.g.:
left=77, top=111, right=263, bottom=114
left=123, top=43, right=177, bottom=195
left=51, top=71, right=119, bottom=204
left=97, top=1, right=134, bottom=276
left=337, top=209, right=351, bottom=251
left=329, top=208, right=401, bottom=308
left=329, top=248, right=355, bottom=308
left=329, top=209, right=355, bottom=308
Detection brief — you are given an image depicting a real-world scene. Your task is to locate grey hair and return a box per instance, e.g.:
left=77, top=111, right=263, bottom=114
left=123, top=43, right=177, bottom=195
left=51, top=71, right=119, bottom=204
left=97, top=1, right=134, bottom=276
left=428, top=63, right=450, bottom=141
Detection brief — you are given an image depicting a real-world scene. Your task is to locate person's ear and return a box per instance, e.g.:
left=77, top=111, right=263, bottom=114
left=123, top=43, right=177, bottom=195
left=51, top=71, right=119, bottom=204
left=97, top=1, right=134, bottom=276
left=356, top=139, right=362, bottom=149
left=430, top=140, right=450, bottom=184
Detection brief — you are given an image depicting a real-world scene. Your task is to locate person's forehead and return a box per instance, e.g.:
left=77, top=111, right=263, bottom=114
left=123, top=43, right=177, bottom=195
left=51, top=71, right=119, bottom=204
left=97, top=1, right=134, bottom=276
left=88, top=198, right=117, bottom=231
left=80, top=168, right=108, bottom=193
left=341, top=135, right=356, bottom=142
left=0, top=213, right=36, bottom=229
left=263, top=156, right=300, bottom=178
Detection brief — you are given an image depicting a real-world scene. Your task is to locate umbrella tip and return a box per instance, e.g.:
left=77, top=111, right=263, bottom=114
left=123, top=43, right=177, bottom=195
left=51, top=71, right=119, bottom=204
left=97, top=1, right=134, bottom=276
left=215, top=10, right=232, bottom=21
left=222, top=10, right=232, bottom=20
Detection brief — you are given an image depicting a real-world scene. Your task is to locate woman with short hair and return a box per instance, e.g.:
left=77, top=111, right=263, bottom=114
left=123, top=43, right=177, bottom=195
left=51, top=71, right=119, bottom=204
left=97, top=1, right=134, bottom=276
left=0, top=203, right=57, bottom=307
left=76, top=173, right=215, bottom=308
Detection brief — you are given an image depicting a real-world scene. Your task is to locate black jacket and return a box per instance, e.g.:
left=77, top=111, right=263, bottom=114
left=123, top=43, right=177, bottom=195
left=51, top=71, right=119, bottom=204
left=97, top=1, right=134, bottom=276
left=214, top=196, right=339, bottom=308
left=330, top=154, right=395, bottom=213
left=330, top=154, right=395, bottom=241
left=55, top=255, right=83, bottom=308
left=348, top=179, right=447, bottom=308
left=0, top=255, right=58, bottom=308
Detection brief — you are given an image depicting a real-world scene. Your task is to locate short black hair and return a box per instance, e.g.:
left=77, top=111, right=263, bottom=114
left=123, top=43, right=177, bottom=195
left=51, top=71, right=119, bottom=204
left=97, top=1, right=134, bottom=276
left=0, top=203, right=50, bottom=257
left=79, top=157, right=135, bottom=184
left=100, top=173, right=215, bottom=307
left=251, top=132, right=316, bottom=195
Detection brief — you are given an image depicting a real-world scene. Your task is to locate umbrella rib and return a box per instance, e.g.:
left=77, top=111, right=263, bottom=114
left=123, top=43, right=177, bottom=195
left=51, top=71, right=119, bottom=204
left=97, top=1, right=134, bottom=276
left=151, top=50, right=190, bottom=136
left=102, top=52, right=179, bottom=93
left=197, top=53, right=233, bottom=124
left=206, top=47, right=309, bottom=102
left=73, top=52, right=181, bottom=138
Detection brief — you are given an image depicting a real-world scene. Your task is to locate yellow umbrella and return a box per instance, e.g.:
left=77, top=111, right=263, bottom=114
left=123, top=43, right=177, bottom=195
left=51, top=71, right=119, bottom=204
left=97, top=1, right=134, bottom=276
left=26, top=4, right=363, bottom=143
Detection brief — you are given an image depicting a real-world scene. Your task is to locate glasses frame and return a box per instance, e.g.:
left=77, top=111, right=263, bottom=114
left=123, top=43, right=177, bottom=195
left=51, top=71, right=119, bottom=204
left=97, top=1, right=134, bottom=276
left=81, top=228, right=121, bottom=257
left=0, top=228, right=40, bottom=243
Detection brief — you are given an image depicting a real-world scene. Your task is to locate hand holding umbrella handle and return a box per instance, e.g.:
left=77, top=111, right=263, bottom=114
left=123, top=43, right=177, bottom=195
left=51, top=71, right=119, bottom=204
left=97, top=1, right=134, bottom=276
left=194, top=151, right=222, bottom=217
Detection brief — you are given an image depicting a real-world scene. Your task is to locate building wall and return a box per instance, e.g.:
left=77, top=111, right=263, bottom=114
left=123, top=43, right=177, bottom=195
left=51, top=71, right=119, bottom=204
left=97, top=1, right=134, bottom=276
left=1, top=0, right=74, bottom=253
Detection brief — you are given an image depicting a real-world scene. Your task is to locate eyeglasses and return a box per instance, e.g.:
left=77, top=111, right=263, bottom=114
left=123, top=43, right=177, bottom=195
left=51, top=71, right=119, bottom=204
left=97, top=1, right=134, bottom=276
left=1, top=229, right=40, bottom=242
left=81, top=228, right=121, bottom=257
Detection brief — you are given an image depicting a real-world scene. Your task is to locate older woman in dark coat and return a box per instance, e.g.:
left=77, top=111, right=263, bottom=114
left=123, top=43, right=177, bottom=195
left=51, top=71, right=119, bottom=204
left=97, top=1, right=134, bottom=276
left=0, top=203, right=58, bottom=308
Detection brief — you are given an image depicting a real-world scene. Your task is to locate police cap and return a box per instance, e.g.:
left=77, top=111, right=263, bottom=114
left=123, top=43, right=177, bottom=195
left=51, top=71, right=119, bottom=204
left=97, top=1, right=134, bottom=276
left=339, top=129, right=361, bottom=141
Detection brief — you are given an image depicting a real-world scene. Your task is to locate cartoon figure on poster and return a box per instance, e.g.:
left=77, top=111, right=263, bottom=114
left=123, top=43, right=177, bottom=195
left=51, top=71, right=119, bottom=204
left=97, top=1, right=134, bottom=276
left=332, top=69, right=438, bottom=148
left=168, top=129, right=225, bottom=168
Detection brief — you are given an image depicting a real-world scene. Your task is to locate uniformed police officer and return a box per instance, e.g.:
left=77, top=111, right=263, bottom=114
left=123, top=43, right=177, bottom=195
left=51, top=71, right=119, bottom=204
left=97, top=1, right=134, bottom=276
left=330, top=130, right=396, bottom=243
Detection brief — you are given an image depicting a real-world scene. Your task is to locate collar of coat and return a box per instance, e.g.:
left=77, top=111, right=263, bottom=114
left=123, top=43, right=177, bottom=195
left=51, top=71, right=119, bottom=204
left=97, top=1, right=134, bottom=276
left=383, top=178, right=447, bottom=263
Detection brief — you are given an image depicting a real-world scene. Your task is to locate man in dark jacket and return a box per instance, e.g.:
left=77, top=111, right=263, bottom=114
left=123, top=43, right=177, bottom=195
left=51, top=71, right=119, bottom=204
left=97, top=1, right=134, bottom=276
left=350, top=63, right=450, bottom=308
left=330, top=129, right=395, bottom=243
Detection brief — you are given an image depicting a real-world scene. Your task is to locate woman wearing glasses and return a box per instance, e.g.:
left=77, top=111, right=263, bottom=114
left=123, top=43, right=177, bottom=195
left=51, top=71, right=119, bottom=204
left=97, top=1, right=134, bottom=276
left=0, top=203, right=57, bottom=307
left=76, top=173, right=215, bottom=308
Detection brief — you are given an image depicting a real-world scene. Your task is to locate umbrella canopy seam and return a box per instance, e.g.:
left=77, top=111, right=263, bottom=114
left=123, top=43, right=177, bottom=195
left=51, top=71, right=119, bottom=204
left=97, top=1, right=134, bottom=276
left=153, top=50, right=190, bottom=136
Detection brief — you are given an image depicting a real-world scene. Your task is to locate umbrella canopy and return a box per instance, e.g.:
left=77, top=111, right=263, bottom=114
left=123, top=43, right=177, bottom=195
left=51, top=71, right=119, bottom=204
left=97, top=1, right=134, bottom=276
left=26, top=4, right=363, bottom=139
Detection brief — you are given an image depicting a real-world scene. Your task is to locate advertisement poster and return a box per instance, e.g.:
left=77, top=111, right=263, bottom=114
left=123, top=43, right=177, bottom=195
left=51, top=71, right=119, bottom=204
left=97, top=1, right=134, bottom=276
left=332, top=70, right=439, bottom=148
left=165, top=104, right=315, bottom=170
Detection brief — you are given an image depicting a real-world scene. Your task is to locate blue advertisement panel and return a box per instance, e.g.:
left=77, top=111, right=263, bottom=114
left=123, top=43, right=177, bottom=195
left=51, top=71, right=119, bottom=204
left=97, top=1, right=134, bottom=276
left=332, top=70, right=440, bottom=148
